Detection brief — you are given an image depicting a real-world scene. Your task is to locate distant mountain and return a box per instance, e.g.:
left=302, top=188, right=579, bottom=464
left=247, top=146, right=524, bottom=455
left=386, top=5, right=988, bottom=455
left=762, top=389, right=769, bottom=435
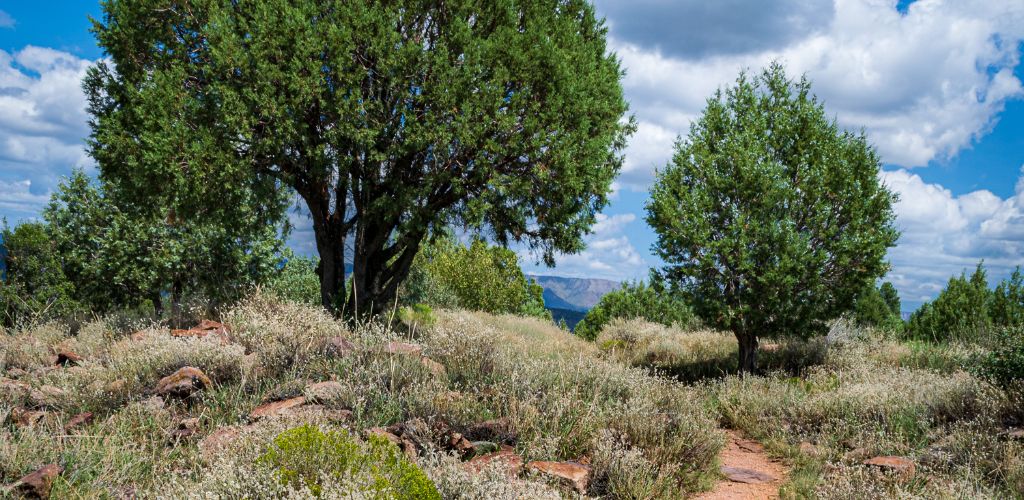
left=529, top=275, right=620, bottom=312
left=548, top=307, right=587, bottom=330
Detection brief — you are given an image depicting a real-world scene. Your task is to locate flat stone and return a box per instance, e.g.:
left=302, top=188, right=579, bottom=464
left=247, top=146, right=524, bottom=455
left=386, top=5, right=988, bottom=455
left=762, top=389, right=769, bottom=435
left=64, top=412, right=94, bottom=433
left=250, top=396, right=306, bottom=419
left=721, top=465, right=777, bottom=484
left=155, top=366, right=212, bottom=398
left=9, top=463, right=62, bottom=499
left=29, top=386, right=67, bottom=408
left=464, top=445, right=523, bottom=477
left=528, top=460, right=590, bottom=493
left=863, top=456, right=915, bottom=476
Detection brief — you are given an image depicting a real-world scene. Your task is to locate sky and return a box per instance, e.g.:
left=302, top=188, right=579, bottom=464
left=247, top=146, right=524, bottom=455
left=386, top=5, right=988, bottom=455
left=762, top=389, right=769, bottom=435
left=0, top=1, right=1022, bottom=311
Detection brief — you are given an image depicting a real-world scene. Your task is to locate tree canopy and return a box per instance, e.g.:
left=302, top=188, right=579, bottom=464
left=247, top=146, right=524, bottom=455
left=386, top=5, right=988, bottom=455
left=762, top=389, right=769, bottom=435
left=646, top=63, right=899, bottom=373
left=86, top=0, right=633, bottom=317
left=573, top=279, right=697, bottom=341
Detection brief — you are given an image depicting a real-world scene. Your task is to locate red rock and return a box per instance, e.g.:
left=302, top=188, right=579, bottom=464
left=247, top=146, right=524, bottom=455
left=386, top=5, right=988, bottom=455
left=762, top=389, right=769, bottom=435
left=448, top=432, right=475, bottom=456
left=799, top=441, right=820, bottom=457
left=64, top=412, right=94, bottom=433
left=720, top=465, right=776, bottom=484
left=250, top=396, right=306, bottom=419
left=106, top=379, right=128, bottom=394
left=130, top=330, right=147, bottom=342
left=171, top=320, right=232, bottom=344
left=11, top=408, right=46, bottom=428
left=9, top=464, right=62, bottom=499
left=465, top=445, right=524, bottom=477
left=736, top=439, right=765, bottom=453
left=383, top=342, right=423, bottom=356
left=527, top=460, right=591, bottom=493
left=54, top=349, right=82, bottom=367
left=155, top=367, right=212, bottom=398
left=170, top=417, right=202, bottom=442
left=366, top=427, right=403, bottom=446
left=29, top=386, right=66, bottom=408
left=863, top=456, right=915, bottom=476
left=420, top=357, right=447, bottom=378
left=326, top=337, right=357, bottom=357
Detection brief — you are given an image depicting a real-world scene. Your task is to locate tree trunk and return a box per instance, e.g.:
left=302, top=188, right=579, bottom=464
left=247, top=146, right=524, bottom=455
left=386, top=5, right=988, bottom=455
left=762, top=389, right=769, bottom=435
left=736, top=332, right=759, bottom=375
left=315, top=240, right=346, bottom=314
left=346, top=221, right=422, bottom=319
left=150, top=290, right=164, bottom=318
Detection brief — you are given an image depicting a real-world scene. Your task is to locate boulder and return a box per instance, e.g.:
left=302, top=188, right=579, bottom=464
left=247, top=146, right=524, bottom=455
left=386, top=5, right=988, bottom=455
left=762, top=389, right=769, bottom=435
left=464, top=445, right=524, bottom=477
left=155, top=367, right=212, bottom=398
left=383, top=342, right=423, bottom=356
left=250, top=396, right=306, bottom=419
left=447, top=432, right=475, bottom=456
left=304, top=381, right=345, bottom=403
left=54, top=349, right=82, bottom=367
left=527, top=460, right=591, bottom=494
left=63, top=412, right=94, bottom=433
left=863, top=456, right=915, bottom=476
left=420, top=357, right=447, bottom=378
left=8, top=464, right=62, bottom=499
left=720, top=465, right=776, bottom=484
left=326, top=337, right=358, bottom=357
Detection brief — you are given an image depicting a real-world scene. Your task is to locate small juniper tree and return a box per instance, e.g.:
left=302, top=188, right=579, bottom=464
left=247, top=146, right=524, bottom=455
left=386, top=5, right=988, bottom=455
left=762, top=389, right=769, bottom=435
left=646, top=64, right=899, bottom=373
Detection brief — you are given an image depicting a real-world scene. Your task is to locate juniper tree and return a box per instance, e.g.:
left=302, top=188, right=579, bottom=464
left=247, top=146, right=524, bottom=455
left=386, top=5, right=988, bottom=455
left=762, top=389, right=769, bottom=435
left=86, top=0, right=633, bottom=316
left=646, top=64, right=899, bottom=373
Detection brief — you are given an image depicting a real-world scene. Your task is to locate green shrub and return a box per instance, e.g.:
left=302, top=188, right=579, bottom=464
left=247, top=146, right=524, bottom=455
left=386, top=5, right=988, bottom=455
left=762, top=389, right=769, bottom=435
left=399, top=303, right=437, bottom=333
left=259, top=424, right=440, bottom=499
left=852, top=282, right=904, bottom=333
left=976, top=327, right=1024, bottom=389
left=266, top=251, right=321, bottom=306
left=906, top=263, right=993, bottom=342
left=575, top=280, right=696, bottom=341
left=0, top=221, right=82, bottom=327
left=992, top=267, right=1024, bottom=329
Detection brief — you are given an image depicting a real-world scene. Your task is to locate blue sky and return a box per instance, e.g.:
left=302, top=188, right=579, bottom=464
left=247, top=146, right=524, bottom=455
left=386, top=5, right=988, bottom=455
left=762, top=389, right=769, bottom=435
left=0, top=1, right=1022, bottom=311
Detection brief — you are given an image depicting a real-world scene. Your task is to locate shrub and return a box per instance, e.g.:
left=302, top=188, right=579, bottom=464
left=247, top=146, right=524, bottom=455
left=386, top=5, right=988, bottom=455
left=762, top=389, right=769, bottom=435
left=265, top=251, right=321, bottom=306
left=575, top=280, right=697, bottom=341
left=259, top=424, right=440, bottom=499
left=0, top=221, right=81, bottom=327
left=852, top=282, right=904, bottom=333
left=906, top=263, right=993, bottom=342
left=976, top=327, right=1024, bottom=389
left=399, top=303, right=437, bottom=335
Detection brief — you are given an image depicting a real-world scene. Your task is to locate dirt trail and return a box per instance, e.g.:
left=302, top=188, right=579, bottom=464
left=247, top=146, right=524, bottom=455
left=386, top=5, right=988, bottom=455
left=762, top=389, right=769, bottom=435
left=693, top=430, right=788, bottom=500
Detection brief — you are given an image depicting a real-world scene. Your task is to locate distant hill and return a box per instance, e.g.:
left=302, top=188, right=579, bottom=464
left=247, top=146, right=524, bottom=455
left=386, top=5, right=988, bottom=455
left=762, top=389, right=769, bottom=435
left=548, top=307, right=587, bottom=330
left=529, top=274, right=620, bottom=312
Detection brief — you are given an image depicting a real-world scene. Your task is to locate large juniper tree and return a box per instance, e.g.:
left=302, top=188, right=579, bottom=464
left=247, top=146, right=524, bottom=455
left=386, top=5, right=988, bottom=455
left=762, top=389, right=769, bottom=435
left=646, top=64, right=899, bottom=373
left=86, top=0, right=632, bottom=316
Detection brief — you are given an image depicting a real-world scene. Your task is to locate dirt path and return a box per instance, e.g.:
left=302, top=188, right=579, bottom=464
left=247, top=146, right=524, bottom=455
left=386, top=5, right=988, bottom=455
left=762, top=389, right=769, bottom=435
left=693, top=430, right=788, bottom=500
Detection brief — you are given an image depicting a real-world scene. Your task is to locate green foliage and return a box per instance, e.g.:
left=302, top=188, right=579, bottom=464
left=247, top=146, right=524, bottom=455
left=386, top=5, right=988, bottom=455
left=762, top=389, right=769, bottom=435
left=574, top=280, right=696, bottom=341
left=0, top=222, right=81, bottom=327
left=645, top=63, right=898, bottom=371
left=87, top=0, right=634, bottom=316
left=906, top=263, right=994, bottom=342
left=266, top=250, right=321, bottom=306
left=399, top=303, right=437, bottom=333
left=258, top=425, right=440, bottom=499
left=975, top=327, right=1024, bottom=389
left=853, top=282, right=904, bottom=333
left=992, top=267, right=1024, bottom=329
left=405, top=237, right=550, bottom=319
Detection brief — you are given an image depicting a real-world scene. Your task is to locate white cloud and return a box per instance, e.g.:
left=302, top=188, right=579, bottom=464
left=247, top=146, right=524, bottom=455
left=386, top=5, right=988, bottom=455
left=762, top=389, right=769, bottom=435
left=0, top=10, right=13, bottom=29
left=0, top=46, right=96, bottom=223
left=520, top=212, right=646, bottom=282
left=605, top=0, right=1024, bottom=189
left=881, top=167, right=1024, bottom=307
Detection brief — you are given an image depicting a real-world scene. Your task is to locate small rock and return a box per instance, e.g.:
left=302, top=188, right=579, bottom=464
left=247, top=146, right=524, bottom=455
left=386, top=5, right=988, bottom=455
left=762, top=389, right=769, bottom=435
left=171, top=320, right=232, bottom=344
left=140, top=396, right=166, bottom=413
left=420, top=357, right=447, bottom=378
left=464, top=445, right=523, bottom=476
left=0, top=377, right=31, bottom=399
left=863, top=456, right=915, bottom=476
left=304, top=381, right=345, bottom=403
left=54, top=349, right=82, bottom=367
left=170, top=417, right=202, bottom=441
left=11, top=408, right=46, bottom=428
left=447, top=432, right=475, bottom=456
left=130, top=330, right=147, bottom=342
left=1004, top=429, right=1024, bottom=441
left=326, top=337, right=357, bottom=357
left=799, top=441, right=820, bottom=457
left=250, top=396, right=306, bottom=419
left=155, top=367, right=212, bottom=398
left=720, top=466, right=776, bottom=484
left=384, top=342, right=423, bottom=356
left=64, top=412, right=94, bottom=433
left=9, top=463, right=62, bottom=499
left=528, top=460, right=591, bottom=494
left=366, top=427, right=402, bottom=446
left=199, top=426, right=241, bottom=460
left=106, top=379, right=128, bottom=394
left=6, top=368, right=31, bottom=379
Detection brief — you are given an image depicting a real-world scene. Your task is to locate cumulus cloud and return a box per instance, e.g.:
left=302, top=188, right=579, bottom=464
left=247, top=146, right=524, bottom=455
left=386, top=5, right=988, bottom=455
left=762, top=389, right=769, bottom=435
left=881, top=167, right=1024, bottom=308
left=602, top=0, right=1024, bottom=189
left=0, top=46, right=95, bottom=223
left=520, top=212, right=646, bottom=282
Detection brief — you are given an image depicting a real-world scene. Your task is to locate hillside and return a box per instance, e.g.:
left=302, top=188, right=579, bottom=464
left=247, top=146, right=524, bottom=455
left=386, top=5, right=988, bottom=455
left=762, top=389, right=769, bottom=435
left=529, top=275, right=620, bottom=311
left=2, top=294, right=1020, bottom=498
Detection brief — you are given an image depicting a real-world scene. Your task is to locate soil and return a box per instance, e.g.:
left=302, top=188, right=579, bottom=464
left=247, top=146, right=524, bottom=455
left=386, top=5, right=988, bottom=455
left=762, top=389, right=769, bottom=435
left=693, top=430, right=789, bottom=500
